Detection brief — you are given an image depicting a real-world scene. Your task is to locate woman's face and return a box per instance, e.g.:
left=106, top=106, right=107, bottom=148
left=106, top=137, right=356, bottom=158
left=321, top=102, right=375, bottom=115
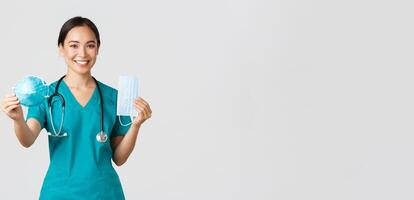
left=59, top=26, right=99, bottom=75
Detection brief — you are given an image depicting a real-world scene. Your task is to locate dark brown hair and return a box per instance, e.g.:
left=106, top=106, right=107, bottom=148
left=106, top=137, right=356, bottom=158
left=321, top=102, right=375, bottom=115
left=57, top=16, right=101, bottom=47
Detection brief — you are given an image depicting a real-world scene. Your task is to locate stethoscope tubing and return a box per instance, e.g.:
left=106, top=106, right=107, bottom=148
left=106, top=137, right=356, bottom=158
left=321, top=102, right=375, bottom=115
left=48, top=75, right=106, bottom=142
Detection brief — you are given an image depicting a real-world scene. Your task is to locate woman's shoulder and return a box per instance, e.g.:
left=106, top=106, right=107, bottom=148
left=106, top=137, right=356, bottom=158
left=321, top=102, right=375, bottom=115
left=96, top=81, right=118, bottom=104
left=97, top=81, right=117, bottom=94
left=47, top=80, right=59, bottom=92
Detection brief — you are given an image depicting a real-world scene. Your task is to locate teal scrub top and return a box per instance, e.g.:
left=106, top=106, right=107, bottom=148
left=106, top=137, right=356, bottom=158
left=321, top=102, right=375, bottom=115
left=26, top=79, right=131, bottom=200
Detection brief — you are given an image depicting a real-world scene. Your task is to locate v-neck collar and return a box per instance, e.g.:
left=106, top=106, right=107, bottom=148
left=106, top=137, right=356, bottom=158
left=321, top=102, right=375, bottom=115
left=60, top=80, right=98, bottom=109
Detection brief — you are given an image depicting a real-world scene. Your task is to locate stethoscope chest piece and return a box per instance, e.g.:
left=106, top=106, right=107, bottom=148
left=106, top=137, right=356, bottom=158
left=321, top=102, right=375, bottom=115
left=96, top=132, right=108, bottom=143
left=49, top=75, right=108, bottom=144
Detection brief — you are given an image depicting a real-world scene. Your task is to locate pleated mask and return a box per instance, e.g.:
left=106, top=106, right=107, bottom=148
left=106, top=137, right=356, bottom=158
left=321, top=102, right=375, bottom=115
left=116, top=75, right=139, bottom=125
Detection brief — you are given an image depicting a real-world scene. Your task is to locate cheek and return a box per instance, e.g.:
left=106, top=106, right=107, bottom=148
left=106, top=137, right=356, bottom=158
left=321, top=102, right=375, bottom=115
left=88, top=49, right=98, bottom=57
left=63, top=50, right=76, bottom=60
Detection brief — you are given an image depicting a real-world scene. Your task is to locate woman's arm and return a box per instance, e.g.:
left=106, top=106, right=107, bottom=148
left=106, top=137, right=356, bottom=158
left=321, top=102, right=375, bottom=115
left=111, top=97, right=152, bottom=166
left=2, top=94, right=42, bottom=148
left=14, top=119, right=42, bottom=148
left=111, top=124, right=141, bottom=166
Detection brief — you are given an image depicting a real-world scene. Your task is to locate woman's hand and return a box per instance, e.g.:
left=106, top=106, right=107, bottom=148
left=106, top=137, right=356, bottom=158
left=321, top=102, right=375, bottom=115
left=112, top=97, right=152, bottom=165
left=132, top=97, right=152, bottom=127
left=2, top=93, right=24, bottom=121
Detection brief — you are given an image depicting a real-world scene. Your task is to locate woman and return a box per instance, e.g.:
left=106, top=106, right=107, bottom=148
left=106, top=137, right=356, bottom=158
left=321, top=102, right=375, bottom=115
left=1, top=16, right=151, bottom=199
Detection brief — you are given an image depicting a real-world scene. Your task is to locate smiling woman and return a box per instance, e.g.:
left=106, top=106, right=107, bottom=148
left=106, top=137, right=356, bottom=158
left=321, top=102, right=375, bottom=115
left=58, top=17, right=100, bottom=76
left=1, top=16, right=152, bottom=200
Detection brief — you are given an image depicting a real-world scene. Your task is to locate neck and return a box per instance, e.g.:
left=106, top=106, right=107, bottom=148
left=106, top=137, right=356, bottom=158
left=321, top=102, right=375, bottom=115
left=64, top=70, right=95, bottom=89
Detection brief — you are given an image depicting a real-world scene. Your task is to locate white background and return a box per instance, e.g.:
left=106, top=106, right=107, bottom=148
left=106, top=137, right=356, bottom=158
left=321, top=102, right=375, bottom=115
left=0, top=0, right=412, bottom=199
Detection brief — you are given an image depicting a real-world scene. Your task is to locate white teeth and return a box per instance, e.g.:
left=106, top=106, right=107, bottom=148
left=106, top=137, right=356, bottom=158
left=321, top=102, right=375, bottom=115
left=75, top=60, right=88, bottom=64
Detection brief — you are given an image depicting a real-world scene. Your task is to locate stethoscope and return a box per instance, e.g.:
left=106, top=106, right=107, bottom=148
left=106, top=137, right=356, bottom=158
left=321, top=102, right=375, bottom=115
left=47, top=75, right=108, bottom=143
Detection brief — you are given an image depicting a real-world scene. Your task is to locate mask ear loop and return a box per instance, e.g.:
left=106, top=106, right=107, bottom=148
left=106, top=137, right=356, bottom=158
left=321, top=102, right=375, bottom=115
left=118, top=115, right=136, bottom=126
left=44, top=82, right=50, bottom=98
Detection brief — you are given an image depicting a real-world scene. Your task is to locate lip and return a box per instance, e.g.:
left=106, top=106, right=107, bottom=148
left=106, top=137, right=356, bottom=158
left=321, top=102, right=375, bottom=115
left=74, top=60, right=90, bottom=65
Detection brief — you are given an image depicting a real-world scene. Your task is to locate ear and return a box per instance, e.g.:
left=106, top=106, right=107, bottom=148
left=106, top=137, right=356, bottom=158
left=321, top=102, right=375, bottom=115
left=58, top=44, right=64, bottom=57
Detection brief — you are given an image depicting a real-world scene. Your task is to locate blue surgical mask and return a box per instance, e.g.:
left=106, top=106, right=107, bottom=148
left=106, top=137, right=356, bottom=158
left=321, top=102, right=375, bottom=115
left=116, top=75, right=139, bottom=126
left=13, top=75, right=49, bottom=107
left=117, top=75, right=139, bottom=117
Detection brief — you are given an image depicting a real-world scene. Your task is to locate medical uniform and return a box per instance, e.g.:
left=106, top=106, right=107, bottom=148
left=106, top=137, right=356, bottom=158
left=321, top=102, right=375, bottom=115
left=26, top=80, right=131, bottom=200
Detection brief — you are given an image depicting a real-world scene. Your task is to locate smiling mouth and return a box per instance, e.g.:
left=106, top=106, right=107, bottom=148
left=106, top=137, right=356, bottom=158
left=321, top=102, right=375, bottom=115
left=74, top=60, right=90, bottom=65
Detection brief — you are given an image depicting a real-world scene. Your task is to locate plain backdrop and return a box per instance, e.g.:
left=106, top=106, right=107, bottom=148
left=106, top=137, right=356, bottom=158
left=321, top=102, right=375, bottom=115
left=0, top=0, right=413, bottom=199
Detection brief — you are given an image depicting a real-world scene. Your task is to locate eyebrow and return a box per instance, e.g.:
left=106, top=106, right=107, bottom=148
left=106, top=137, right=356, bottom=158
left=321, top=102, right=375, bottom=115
left=68, top=40, right=96, bottom=44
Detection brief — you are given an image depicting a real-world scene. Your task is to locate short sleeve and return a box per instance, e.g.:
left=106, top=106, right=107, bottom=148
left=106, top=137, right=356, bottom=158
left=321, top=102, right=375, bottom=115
left=111, top=116, right=131, bottom=136
left=110, top=88, right=131, bottom=136
left=26, top=103, right=47, bottom=130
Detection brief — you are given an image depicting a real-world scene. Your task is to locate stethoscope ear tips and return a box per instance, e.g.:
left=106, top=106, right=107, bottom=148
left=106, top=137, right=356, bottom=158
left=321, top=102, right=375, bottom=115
left=47, top=132, right=67, bottom=137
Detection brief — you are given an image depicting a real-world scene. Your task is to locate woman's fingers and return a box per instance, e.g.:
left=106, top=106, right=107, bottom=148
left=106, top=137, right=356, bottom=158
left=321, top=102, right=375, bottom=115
left=6, top=104, right=20, bottom=113
left=143, top=101, right=152, bottom=114
left=135, top=103, right=151, bottom=120
left=5, top=100, right=19, bottom=107
left=3, top=100, right=19, bottom=110
left=3, top=96, right=16, bottom=103
left=132, top=97, right=152, bottom=125
left=4, top=93, right=16, bottom=98
left=135, top=100, right=151, bottom=118
left=136, top=98, right=151, bottom=114
left=1, top=93, right=23, bottom=121
left=5, top=101, right=20, bottom=111
left=5, top=96, right=18, bottom=101
left=3, top=99, right=17, bottom=109
left=134, top=102, right=148, bottom=119
left=3, top=94, right=17, bottom=103
left=135, top=101, right=149, bottom=114
left=3, top=94, right=18, bottom=107
left=138, top=97, right=149, bottom=106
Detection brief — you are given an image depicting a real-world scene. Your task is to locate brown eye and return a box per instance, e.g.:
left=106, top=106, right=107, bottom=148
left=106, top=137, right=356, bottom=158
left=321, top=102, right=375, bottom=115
left=70, top=44, right=78, bottom=48
left=87, top=44, right=96, bottom=49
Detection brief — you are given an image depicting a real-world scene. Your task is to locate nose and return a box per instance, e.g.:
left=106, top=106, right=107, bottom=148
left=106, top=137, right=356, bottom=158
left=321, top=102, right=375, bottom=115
left=78, top=46, right=87, bottom=57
